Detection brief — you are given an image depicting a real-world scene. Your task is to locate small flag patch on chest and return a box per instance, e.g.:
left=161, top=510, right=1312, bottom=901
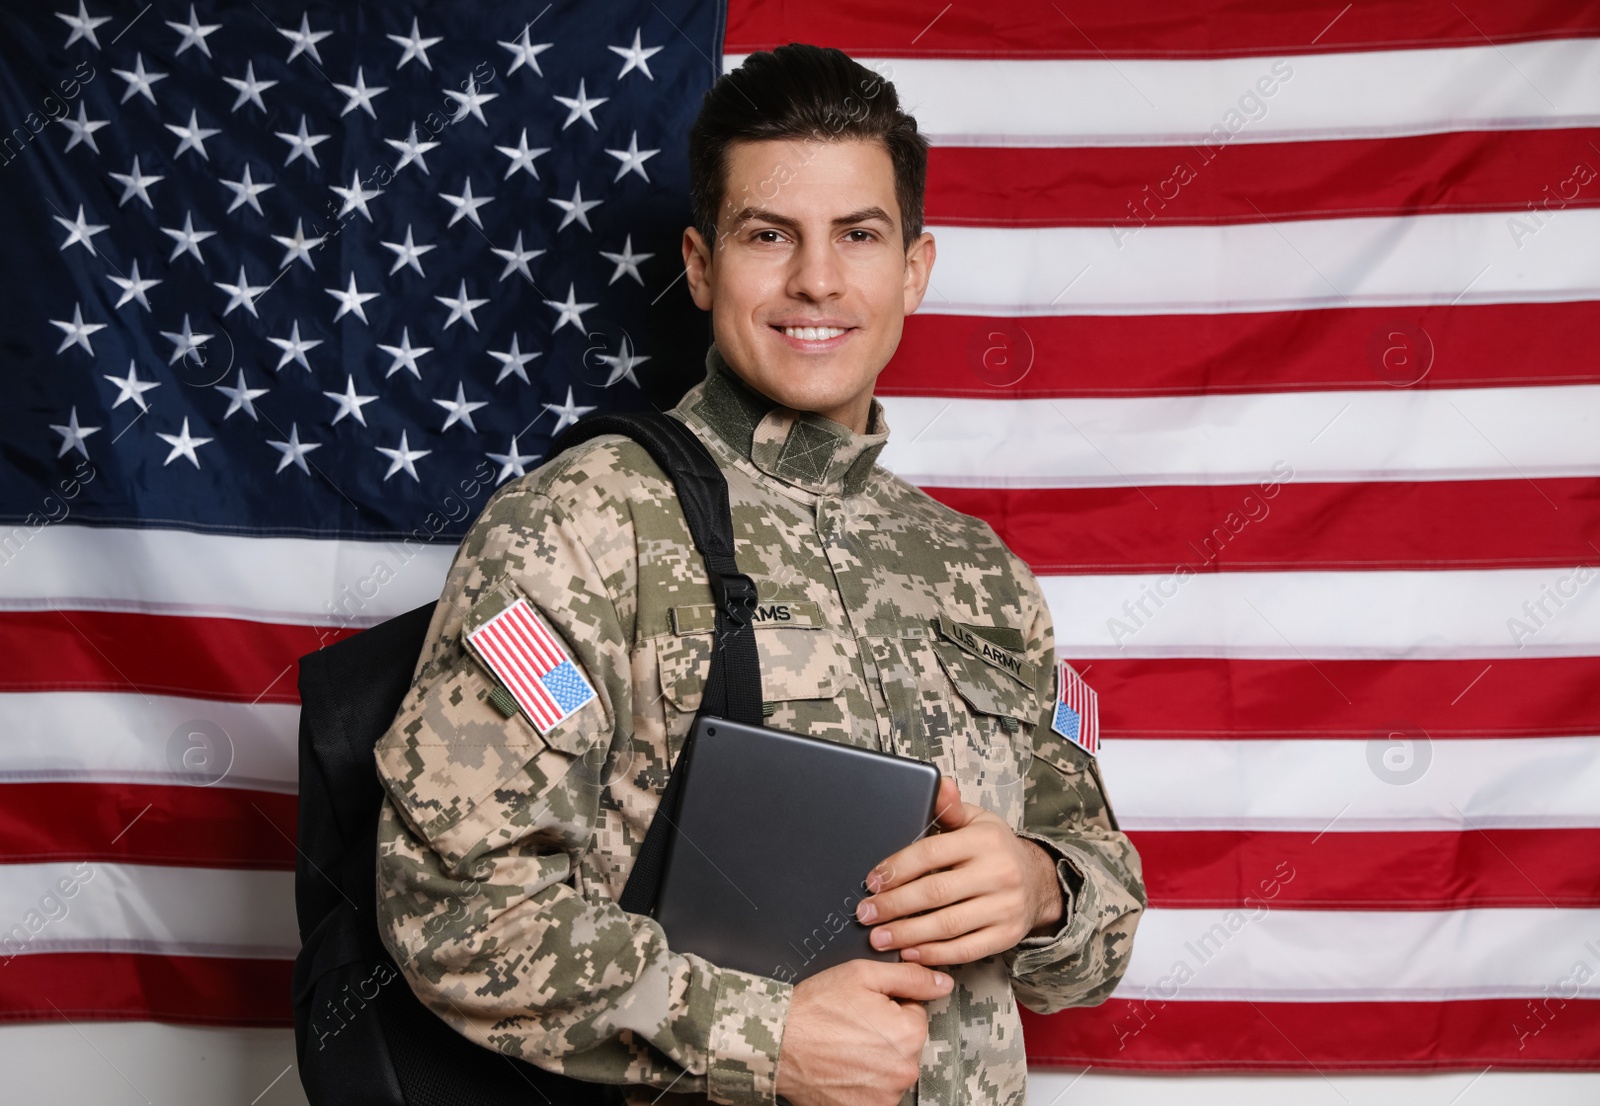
left=1051, top=659, right=1100, bottom=756
left=466, top=598, right=595, bottom=735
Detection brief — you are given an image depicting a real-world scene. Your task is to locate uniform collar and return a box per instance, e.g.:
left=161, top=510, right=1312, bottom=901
left=677, top=343, right=890, bottom=497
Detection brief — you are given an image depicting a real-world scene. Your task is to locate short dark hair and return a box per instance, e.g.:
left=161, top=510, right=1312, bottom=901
left=688, top=43, right=929, bottom=253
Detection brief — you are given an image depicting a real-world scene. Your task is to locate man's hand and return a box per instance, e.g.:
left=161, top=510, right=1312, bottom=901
left=775, top=960, right=951, bottom=1106
left=854, top=777, right=1065, bottom=965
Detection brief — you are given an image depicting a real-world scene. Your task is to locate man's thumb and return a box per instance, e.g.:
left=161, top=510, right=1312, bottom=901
left=862, top=961, right=954, bottom=1002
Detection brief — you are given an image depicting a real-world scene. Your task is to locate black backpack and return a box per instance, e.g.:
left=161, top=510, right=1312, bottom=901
left=292, top=412, right=766, bottom=1105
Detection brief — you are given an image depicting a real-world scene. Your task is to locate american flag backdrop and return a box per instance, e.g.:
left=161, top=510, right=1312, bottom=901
left=2, top=1, right=1599, bottom=1102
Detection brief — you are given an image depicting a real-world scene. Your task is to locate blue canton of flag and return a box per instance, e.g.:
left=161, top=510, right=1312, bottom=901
left=0, top=0, right=719, bottom=543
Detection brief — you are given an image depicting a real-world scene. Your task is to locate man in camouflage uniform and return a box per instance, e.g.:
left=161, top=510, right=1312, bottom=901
left=374, top=43, right=1143, bottom=1106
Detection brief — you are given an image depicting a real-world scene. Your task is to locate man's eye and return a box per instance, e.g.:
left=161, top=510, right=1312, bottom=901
left=845, top=229, right=876, bottom=242
left=753, top=229, right=784, bottom=243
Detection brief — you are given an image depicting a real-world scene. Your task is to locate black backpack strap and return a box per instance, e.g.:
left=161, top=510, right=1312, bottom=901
left=551, top=411, right=763, bottom=915
left=552, top=411, right=763, bottom=726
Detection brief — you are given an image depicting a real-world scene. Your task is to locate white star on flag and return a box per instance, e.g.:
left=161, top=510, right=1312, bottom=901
left=543, top=387, right=596, bottom=433
left=112, top=53, right=167, bottom=105
left=272, top=218, right=326, bottom=270
left=384, top=123, right=440, bottom=175
left=56, top=1, right=110, bottom=50
left=223, top=60, right=277, bottom=113
left=157, top=416, right=213, bottom=468
left=277, top=13, right=331, bottom=65
left=496, top=128, right=550, bottom=179
left=435, top=280, right=489, bottom=331
left=54, top=204, right=108, bottom=255
left=334, top=67, right=388, bottom=118
left=377, top=430, right=430, bottom=482
left=50, top=406, right=101, bottom=460
left=388, top=18, right=442, bottom=70
left=444, top=74, right=497, bottom=126
left=167, top=108, right=220, bottom=161
left=378, top=327, right=433, bottom=378
left=609, top=29, right=664, bottom=80
left=605, top=131, right=660, bottom=183
left=50, top=303, right=106, bottom=355
left=489, top=334, right=540, bottom=383
left=381, top=225, right=436, bottom=277
left=326, top=273, right=380, bottom=324
left=109, top=156, right=163, bottom=208
left=553, top=79, right=607, bottom=130
left=499, top=27, right=552, bottom=76
left=435, top=382, right=488, bottom=432
left=268, top=320, right=323, bottom=371
left=59, top=101, right=109, bottom=154
left=104, top=360, right=161, bottom=411
left=108, top=260, right=161, bottom=311
left=439, top=178, right=493, bottom=228
left=325, top=375, right=378, bottom=426
left=491, top=231, right=544, bottom=283
left=543, top=283, right=596, bottom=333
left=599, top=336, right=650, bottom=388
left=487, top=435, right=539, bottom=482
left=166, top=4, right=221, bottom=58
left=600, top=234, right=653, bottom=285
left=267, top=423, right=321, bottom=474
left=215, top=265, right=271, bottom=318
left=276, top=115, right=330, bottom=168
left=220, top=164, right=275, bottom=215
left=331, top=168, right=382, bottom=221
left=215, top=369, right=268, bottom=420
left=161, top=211, right=214, bottom=264
left=161, top=313, right=212, bottom=365
left=550, top=181, right=602, bottom=232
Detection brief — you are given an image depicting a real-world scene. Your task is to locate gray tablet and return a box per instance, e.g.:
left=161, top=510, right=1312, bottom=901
left=652, top=715, right=941, bottom=984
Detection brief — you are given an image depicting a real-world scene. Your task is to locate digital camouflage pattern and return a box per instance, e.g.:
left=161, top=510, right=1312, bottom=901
left=374, top=343, right=1146, bottom=1105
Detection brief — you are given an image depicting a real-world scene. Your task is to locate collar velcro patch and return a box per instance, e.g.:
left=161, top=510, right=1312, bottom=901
left=935, top=615, right=1034, bottom=686
left=463, top=589, right=595, bottom=736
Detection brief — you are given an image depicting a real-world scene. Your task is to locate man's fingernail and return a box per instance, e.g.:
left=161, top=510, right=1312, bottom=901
left=857, top=901, right=877, bottom=923
left=865, top=871, right=882, bottom=892
left=938, top=972, right=952, bottom=990
left=870, top=928, right=891, bottom=949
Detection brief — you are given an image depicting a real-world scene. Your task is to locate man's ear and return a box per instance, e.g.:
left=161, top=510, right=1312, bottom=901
left=683, top=226, right=714, bottom=311
left=902, top=230, right=936, bottom=316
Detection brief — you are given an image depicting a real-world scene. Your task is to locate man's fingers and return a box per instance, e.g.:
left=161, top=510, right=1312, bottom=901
left=854, top=959, right=955, bottom=1002
left=859, top=865, right=984, bottom=926
left=932, top=776, right=966, bottom=828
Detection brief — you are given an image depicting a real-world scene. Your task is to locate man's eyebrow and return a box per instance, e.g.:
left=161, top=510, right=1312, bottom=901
left=730, top=206, right=895, bottom=232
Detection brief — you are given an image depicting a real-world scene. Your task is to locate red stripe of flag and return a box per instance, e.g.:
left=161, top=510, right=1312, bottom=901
left=927, top=478, right=1600, bottom=575
left=926, top=130, right=1600, bottom=227
left=0, top=782, right=296, bottom=869
left=0, top=952, right=291, bottom=1027
left=728, top=0, right=1600, bottom=58
left=1081, top=656, right=1600, bottom=739
left=880, top=302, right=1600, bottom=398
left=1022, top=997, right=1600, bottom=1070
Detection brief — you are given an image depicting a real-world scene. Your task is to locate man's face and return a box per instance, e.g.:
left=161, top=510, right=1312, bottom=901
left=682, top=138, right=935, bottom=433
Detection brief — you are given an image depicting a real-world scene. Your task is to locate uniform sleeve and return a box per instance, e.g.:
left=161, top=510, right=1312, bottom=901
left=1003, top=559, right=1146, bottom=1014
left=373, top=468, right=792, bottom=1105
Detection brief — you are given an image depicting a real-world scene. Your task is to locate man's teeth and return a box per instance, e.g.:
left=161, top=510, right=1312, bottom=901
left=781, top=326, right=847, bottom=341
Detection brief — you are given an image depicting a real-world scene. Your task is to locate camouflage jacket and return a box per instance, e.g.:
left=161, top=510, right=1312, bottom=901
left=374, top=343, right=1145, bottom=1105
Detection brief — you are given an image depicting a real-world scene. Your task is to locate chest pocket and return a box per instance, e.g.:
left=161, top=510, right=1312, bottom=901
left=929, top=636, right=1039, bottom=828
left=655, top=607, right=849, bottom=715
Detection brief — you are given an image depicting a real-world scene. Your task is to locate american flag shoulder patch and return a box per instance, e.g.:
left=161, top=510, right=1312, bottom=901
left=1050, top=659, right=1100, bottom=757
left=462, top=584, right=596, bottom=737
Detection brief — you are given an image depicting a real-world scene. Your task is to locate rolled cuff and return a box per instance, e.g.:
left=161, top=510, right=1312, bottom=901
left=705, top=966, right=793, bottom=1106
left=1008, top=832, right=1091, bottom=971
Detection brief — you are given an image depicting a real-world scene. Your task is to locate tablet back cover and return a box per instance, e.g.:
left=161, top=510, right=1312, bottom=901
left=652, top=717, right=940, bottom=983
